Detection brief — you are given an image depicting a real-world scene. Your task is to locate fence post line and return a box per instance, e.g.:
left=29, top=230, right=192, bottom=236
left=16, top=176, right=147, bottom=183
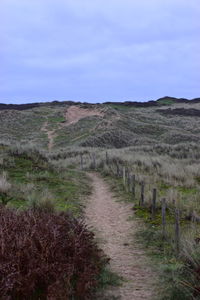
left=175, top=208, right=180, bottom=255
left=162, top=198, right=166, bottom=239
left=151, top=188, right=157, bottom=218
left=140, top=181, right=145, bottom=206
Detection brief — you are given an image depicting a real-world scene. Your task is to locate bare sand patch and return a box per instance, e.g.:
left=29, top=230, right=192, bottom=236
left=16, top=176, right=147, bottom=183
left=65, top=106, right=104, bottom=125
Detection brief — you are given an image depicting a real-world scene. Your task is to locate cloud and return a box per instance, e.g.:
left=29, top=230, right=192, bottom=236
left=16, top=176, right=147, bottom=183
left=0, top=0, right=200, bottom=103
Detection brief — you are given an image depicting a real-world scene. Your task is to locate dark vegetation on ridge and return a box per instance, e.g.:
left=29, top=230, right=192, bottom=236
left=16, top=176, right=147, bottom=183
left=0, top=100, right=81, bottom=111
left=1, top=96, right=200, bottom=111
left=157, top=107, right=200, bottom=117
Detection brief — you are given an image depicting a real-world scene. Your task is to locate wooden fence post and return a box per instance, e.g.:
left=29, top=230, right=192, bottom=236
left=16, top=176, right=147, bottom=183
left=116, top=163, right=120, bottom=177
left=132, top=175, right=136, bottom=199
left=123, top=167, right=126, bottom=187
left=162, top=198, right=166, bottom=239
left=191, top=211, right=196, bottom=223
left=126, top=169, right=130, bottom=192
left=80, top=154, right=83, bottom=170
left=106, top=151, right=109, bottom=165
left=175, top=208, right=180, bottom=255
left=140, top=181, right=145, bottom=206
left=92, top=153, right=96, bottom=169
left=151, top=188, right=157, bottom=218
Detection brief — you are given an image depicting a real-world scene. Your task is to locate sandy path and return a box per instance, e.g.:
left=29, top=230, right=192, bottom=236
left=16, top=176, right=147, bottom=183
left=41, top=121, right=56, bottom=151
left=85, top=173, right=157, bottom=300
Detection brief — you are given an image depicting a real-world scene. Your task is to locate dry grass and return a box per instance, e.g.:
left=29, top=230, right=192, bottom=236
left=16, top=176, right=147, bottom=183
left=1, top=100, right=200, bottom=149
left=0, top=172, right=12, bottom=205
left=0, top=172, right=11, bottom=193
left=48, top=142, right=200, bottom=216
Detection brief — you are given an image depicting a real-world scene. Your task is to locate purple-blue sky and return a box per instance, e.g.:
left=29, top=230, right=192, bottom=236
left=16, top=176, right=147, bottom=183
left=0, top=0, right=200, bottom=104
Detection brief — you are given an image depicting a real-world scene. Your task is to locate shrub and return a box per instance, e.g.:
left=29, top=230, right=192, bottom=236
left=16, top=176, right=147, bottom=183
left=0, top=207, right=107, bottom=299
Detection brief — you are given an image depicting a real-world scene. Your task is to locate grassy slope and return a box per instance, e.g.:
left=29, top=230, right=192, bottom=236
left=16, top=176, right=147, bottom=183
left=0, top=145, right=91, bottom=214
left=1, top=100, right=200, bottom=150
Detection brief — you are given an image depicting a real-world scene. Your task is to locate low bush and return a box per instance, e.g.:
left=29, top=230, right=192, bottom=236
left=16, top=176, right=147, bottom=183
left=0, top=207, right=107, bottom=299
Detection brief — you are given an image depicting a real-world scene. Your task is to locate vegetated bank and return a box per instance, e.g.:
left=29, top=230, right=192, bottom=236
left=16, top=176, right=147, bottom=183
left=0, top=143, right=109, bottom=299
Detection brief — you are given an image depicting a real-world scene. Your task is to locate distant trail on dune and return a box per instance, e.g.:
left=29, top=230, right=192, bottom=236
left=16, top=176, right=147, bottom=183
left=85, top=173, right=157, bottom=300
left=41, top=121, right=56, bottom=151
left=41, top=106, right=105, bottom=150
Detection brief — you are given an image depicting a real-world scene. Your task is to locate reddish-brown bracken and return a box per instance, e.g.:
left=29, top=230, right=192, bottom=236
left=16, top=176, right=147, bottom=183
left=0, top=206, right=107, bottom=299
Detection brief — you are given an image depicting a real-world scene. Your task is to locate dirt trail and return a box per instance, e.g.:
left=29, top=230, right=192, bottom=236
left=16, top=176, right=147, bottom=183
left=41, top=121, right=56, bottom=151
left=41, top=106, right=105, bottom=150
left=85, top=173, right=157, bottom=300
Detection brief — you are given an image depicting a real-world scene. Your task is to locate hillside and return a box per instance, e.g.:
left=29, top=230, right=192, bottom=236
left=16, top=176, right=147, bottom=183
left=1, top=97, right=200, bottom=149
left=2, top=97, right=200, bottom=299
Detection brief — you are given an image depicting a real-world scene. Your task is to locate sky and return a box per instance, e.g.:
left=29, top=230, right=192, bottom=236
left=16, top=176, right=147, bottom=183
left=0, top=0, right=200, bottom=104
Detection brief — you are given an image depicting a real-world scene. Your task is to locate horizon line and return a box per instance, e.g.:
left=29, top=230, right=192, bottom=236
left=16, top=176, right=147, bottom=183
left=1, top=96, right=200, bottom=106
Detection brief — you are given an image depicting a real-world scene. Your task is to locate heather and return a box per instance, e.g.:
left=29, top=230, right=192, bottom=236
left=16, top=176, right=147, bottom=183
left=0, top=206, right=107, bottom=299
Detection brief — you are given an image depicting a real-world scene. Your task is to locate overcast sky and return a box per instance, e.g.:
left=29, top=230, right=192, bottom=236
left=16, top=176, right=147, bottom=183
left=0, top=0, right=200, bottom=104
